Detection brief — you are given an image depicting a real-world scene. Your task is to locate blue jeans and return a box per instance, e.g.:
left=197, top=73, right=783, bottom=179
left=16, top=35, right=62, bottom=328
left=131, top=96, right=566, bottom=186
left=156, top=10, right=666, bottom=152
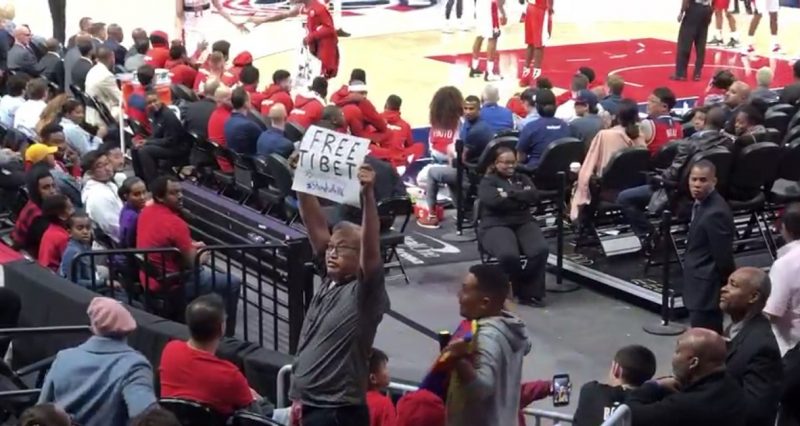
left=184, top=266, right=242, bottom=336
left=426, top=165, right=459, bottom=209
left=616, top=185, right=654, bottom=238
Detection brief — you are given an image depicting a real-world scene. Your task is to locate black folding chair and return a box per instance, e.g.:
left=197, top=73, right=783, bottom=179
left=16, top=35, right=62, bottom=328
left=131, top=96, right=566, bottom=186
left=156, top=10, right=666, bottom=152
left=377, top=196, right=413, bottom=284
left=284, top=122, right=305, bottom=143
left=228, top=411, right=282, bottom=426
left=650, top=140, right=681, bottom=171
left=266, top=153, right=299, bottom=224
left=159, top=398, right=227, bottom=426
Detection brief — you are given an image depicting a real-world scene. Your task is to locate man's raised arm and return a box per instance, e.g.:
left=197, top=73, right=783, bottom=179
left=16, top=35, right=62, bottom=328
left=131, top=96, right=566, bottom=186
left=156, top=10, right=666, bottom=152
left=298, top=192, right=332, bottom=256
left=358, top=165, right=382, bottom=278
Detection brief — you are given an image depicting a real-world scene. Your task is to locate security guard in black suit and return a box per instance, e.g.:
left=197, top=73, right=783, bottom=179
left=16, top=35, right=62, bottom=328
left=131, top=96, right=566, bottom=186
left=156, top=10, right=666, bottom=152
left=673, top=0, right=713, bottom=81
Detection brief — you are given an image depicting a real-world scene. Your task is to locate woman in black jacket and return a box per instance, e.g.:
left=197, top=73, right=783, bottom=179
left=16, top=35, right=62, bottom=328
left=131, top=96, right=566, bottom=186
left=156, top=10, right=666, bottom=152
left=477, top=146, right=549, bottom=306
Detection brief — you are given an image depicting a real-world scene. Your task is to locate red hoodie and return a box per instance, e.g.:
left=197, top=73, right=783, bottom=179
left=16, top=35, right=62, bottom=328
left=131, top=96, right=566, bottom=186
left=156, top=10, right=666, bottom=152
left=242, top=84, right=268, bottom=110
left=288, top=91, right=325, bottom=129
left=145, top=31, right=170, bottom=68
left=193, top=68, right=235, bottom=92
left=518, top=380, right=552, bottom=426
left=260, top=84, right=294, bottom=115
left=376, top=109, right=424, bottom=167
left=333, top=93, right=390, bottom=143
left=330, top=84, right=349, bottom=104
left=222, top=51, right=253, bottom=87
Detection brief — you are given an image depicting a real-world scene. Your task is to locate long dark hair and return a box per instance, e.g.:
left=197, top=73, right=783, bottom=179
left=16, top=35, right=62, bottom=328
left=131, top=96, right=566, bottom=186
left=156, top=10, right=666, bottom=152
left=429, top=86, right=464, bottom=130
left=615, top=99, right=641, bottom=140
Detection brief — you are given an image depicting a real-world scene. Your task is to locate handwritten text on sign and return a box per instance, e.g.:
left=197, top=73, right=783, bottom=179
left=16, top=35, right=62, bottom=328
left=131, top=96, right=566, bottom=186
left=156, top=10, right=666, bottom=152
left=292, top=125, right=370, bottom=206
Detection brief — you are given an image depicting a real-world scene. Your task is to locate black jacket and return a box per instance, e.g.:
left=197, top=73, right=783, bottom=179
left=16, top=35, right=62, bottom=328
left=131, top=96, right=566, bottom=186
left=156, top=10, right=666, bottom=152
left=477, top=172, right=538, bottom=228
left=573, top=381, right=631, bottom=426
left=626, top=371, right=747, bottom=426
left=70, top=57, right=93, bottom=92
left=780, top=341, right=800, bottom=426
left=183, top=98, right=216, bottom=140
left=148, top=106, right=189, bottom=152
left=726, top=314, right=783, bottom=426
left=683, top=190, right=735, bottom=311
left=36, top=52, right=65, bottom=91
left=661, top=130, right=733, bottom=183
left=780, top=82, right=800, bottom=107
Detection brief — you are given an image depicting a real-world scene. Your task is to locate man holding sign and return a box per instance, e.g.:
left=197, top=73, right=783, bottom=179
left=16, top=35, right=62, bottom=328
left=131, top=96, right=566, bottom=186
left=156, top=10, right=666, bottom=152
left=248, top=0, right=340, bottom=80
left=289, top=126, right=388, bottom=426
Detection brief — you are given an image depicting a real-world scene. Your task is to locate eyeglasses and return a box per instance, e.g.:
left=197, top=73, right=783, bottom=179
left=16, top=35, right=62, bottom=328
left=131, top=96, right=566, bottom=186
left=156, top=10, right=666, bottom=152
left=325, top=244, right=358, bottom=255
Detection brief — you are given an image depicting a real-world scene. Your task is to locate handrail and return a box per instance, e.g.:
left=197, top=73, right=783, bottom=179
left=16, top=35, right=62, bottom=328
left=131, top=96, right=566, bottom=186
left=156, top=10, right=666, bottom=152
left=0, top=389, right=41, bottom=398
left=0, top=326, right=91, bottom=336
left=275, top=364, right=576, bottom=424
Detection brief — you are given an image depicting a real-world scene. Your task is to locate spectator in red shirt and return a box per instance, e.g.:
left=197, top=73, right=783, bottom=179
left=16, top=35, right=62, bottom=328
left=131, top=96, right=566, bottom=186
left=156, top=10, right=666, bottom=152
left=260, top=69, right=293, bottom=116
left=289, top=77, right=327, bottom=129
left=396, top=390, right=444, bottom=426
left=239, top=66, right=267, bottom=110
left=145, top=30, right=170, bottom=68
left=160, top=294, right=262, bottom=415
left=221, top=51, right=253, bottom=87
left=136, top=176, right=241, bottom=335
left=366, top=348, right=396, bottom=426
left=37, top=193, right=75, bottom=271
left=194, top=52, right=231, bottom=93
left=642, top=87, right=683, bottom=155
left=12, top=165, right=58, bottom=250
left=207, top=84, right=234, bottom=173
left=376, top=95, right=424, bottom=168
left=166, top=45, right=197, bottom=88
left=428, top=86, right=464, bottom=163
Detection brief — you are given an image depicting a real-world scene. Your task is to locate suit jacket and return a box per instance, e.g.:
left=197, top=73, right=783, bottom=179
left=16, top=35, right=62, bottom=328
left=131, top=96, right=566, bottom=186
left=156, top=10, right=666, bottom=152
left=84, top=63, right=121, bottom=126
left=7, top=43, right=39, bottom=76
left=0, top=29, right=10, bottom=71
left=683, top=190, right=736, bottom=311
left=103, top=40, right=127, bottom=67
left=70, top=57, right=93, bottom=93
left=626, top=371, right=747, bottom=426
left=36, top=52, right=65, bottom=91
left=726, top=314, right=783, bottom=426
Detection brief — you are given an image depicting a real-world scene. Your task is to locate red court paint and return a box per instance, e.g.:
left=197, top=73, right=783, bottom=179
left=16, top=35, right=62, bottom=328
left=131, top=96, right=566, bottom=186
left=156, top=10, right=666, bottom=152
left=428, top=38, right=796, bottom=102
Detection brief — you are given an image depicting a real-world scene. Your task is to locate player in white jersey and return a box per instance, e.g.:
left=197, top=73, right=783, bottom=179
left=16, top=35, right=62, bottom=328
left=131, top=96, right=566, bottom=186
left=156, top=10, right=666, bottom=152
left=469, top=0, right=506, bottom=81
left=176, top=0, right=248, bottom=55
left=745, top=0, right=781, bottom=54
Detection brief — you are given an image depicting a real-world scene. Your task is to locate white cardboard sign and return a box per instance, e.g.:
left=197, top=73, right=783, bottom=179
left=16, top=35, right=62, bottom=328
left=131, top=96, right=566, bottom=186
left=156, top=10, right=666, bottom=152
left=292, top=125, right=370, bottom=206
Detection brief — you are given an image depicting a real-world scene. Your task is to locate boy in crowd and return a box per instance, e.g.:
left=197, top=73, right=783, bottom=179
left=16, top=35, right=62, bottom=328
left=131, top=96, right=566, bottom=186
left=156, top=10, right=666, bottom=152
left=36, top=194, right=74, bottom=272
left=367, top=348, right=396, bottom=426
left=573, top=345, right=657, bottom=426
left=59, top=212, right=121, bottom=296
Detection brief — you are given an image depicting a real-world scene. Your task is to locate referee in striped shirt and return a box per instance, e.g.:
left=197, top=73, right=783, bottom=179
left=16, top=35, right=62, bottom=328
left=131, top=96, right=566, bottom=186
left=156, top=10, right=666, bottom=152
left=673, top=0, right=713, bottom=82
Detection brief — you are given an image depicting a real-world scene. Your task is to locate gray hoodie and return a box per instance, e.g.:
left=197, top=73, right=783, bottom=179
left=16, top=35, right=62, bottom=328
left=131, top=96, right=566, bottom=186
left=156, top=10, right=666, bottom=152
left=446, top=311, right=532, bottom=426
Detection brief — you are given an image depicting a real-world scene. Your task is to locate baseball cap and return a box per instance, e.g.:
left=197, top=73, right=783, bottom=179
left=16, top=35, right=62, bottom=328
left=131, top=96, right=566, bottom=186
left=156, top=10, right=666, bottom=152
left=574, top=89, right=598, bottom=108
left=25, top=144, right=58, bottom=164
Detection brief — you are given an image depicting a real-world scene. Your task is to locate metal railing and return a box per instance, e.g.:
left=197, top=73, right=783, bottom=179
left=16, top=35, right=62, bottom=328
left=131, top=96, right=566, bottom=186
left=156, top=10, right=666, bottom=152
left=275, top=364, right=576, bottom=425
left=69, top=242, right=314, bottom=354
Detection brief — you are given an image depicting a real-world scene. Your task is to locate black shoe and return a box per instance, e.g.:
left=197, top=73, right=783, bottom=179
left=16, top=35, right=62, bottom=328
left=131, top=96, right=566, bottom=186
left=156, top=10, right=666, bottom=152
left=518, top=296, right=546, bottom=307
left=669, top=74, right=687, bottom=81
left=336, top=28, right=351, bottom=37
left=469, top=67, right=482, bottom=78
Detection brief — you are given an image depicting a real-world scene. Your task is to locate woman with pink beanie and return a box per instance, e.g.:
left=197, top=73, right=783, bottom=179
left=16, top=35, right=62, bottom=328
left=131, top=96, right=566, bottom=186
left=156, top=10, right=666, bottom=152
left=38, top=297, right=157, bottom=426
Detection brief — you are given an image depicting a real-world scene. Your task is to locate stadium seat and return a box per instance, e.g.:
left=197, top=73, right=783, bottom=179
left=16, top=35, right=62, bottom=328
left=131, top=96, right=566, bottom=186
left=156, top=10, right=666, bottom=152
left=229, top=411, right=282, bottom=426
left=650, top=140, right=681, bottom=171
left=265, top=154, right=299, bottom=224
left=284, top=122, right=305, bottom=143
left=211, top=144, right=236, bottom=195
left=770, top=138, right=800, bottom=204
left=764, top=111, right=790, bottom=138
left=230, top=151, right=257, bottom=204
left=783, top=125, right=800, bottom=146
left=159, top=398, right=227, bottom=426
left=377, top=196, right=413, bottom=284
left=187, top=131, right=218, bottom=184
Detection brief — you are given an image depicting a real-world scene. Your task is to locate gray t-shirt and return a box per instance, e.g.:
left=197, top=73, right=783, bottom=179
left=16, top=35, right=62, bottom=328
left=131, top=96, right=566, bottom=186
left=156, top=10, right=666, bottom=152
left=289, top=266, right=389, bottom=407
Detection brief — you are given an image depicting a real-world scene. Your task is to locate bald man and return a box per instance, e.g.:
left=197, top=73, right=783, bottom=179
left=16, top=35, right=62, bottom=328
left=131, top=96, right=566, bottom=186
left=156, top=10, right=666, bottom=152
left=625, top=328, right=746, bottom=426
left=723, top=81, right=751, bottom=134
left=256, top=104, right=294, bottom=158
left=8, top=26, right=39, bottom=77
left=481, top=84, right=514, bottom=132
left=104, top=24, right=127, bottom=67
left=721, top=267, right=783, bottom=426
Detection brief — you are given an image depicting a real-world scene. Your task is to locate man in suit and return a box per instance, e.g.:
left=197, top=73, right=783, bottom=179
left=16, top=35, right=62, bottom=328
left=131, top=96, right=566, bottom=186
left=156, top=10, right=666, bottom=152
left=683, top=160, right=736, bottom=333
left=48, top=0, right=67, bottom=43
left=36, top=38, right=64, bottom=91
left=625, top=328, right=747, bottom=426
left=70, top=36, right=94, bottom=93
left=721, top=267, right=783, bottom=426
left=84, top=46, right=121, bottom=127
left=67, top=17, right=92, bottom=49
left=7, top=26, right=40, bottom=77
left=103, top=24, right=126, bottom=68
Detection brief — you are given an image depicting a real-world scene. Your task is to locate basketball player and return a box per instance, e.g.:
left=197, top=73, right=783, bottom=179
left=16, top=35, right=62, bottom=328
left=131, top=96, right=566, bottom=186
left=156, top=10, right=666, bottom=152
left=249, top=0, right=340, bottom=79
left=708, top=0, right=739, bottom=48
left=177, top=0, right=248, bottom=56
left=469, top=0, right=507, bottom=81
left=745, top=0, right=780, bottom=54
left=518, top=0, right=552, bottom=87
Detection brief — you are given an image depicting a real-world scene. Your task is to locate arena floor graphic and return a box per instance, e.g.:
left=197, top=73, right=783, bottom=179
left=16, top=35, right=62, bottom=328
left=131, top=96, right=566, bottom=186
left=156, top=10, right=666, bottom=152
left=428, top=38, right=799, bottom=104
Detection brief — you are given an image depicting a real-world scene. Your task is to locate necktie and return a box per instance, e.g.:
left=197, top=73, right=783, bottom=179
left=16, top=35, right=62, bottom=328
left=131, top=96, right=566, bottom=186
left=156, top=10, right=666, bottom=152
left=691, top=202, right=700, bottom=224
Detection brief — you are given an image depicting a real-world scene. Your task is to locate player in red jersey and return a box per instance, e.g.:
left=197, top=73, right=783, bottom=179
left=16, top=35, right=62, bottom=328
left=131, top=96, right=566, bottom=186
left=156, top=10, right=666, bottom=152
left=469, top=0, right=507, bottom=81
left=708, top=0, right=740, bottom=48
left=519, top=0, right=553, bottom=87
left=249, top=0, right=340, bottom=79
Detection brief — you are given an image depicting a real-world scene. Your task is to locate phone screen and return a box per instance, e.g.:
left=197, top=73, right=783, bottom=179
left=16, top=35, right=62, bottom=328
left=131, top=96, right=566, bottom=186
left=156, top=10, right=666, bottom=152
left=552, top=374, right=571, bottom=406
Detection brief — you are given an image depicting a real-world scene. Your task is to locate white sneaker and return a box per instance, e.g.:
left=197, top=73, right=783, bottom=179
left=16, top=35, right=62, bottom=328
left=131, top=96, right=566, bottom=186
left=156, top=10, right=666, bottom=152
left=442, top=21, right=454, bottom=33
left=484, top=72, right=503, bottom=82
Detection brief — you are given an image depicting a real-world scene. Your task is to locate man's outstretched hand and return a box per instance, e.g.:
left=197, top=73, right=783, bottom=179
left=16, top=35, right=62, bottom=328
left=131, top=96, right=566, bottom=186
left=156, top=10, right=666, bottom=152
left=358, top=164, right=376, bottom=192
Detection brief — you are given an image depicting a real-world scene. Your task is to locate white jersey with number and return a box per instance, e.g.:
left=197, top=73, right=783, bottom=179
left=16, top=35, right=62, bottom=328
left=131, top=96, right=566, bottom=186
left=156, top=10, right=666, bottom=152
left=475, top=0, right=500, bottom=39
left=753, top=0, right=779, bottom=13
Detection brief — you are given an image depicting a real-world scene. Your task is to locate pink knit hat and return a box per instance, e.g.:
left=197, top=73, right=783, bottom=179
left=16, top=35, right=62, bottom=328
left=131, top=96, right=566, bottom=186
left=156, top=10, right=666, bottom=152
left=87, top=297, right=137, bottom=337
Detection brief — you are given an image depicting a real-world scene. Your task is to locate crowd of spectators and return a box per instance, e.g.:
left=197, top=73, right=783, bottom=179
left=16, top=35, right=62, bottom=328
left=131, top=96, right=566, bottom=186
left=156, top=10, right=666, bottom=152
left=0, top=4, right=799, bottom=426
